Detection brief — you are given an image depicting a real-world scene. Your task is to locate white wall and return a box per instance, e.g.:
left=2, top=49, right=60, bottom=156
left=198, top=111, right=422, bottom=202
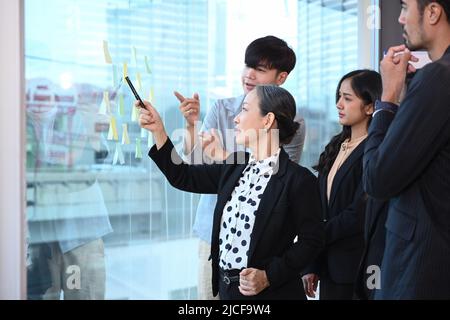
left=0, top=0, right=26, bottom=300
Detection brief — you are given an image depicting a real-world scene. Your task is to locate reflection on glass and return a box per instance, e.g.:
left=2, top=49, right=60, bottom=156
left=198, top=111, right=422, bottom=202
left=25, top=0, right=359, bottom=300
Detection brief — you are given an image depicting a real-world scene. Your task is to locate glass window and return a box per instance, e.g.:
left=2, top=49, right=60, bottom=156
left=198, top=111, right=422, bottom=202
left=25, top=0, right=370, bottom=300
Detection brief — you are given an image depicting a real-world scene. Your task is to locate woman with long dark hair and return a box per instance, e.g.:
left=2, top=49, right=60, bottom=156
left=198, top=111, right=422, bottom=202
left=302, top=70, right=382, bottom=299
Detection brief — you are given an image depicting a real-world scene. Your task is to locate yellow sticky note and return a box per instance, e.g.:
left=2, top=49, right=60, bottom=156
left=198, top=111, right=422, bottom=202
left=113, top=142, right=125, bottom=165
left=123, top=62, right=128, bottom=80
left=122, top=124, right=130, bottom=145
left=103, top=40, right=113, bottom=64
left=107, top=116, right=119, bottom=141
left=136, top=72, right=142, bottom=91
left=118, top=94, right=125, bottom=116
left=148, top=133, right=154, bottom=148
left=148, top=87, right=154, bottom=103
left=131, top=105, right=139, bottom=122
left=135, top=138, right=143, bottom=159
left=144, top=56, right=152, bottom=74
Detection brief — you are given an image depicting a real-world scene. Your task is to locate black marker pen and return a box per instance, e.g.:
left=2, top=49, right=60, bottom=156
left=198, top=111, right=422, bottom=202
left=125, top=76, right=145, bottom=108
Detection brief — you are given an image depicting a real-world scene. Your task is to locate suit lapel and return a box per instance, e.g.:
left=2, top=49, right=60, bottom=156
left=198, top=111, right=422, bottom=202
left=328, top=140, right=366, bottom=208
left=247, top=149, right=288, bottom=261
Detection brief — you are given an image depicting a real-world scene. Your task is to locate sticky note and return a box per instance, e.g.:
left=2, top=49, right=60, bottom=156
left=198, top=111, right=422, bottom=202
left=131, top=105, right=139, bottom=122
left=141, top=128, right=147, bottom=139
left=123, top=62, right=128, bottom=80
left=104, top=92, right=111, bottom=114
left=112, top=65, right=118, bottom=88
left=118, top=94, right=125, bottom=116
left=98, top=91, right=111, bottom=115
left=103, top=40, right=113, bottom=64
left=107, top=116, right=119, bottom=141
left=122, top=124, right=130, bottom=145
left=144, top=56, right=152, bottom=74
left=98, top=99, right=107, bottom=115
left=113, top=142, right=125, bottom=165
left=136, top=72, right=142, bottom=91
left=148, top=133, right=154, bottom=148
left=148, top=87, right=154, bottom=103
left=135, top=138, right=143, bottom=159
left=132, top=47, right=138, bottom=66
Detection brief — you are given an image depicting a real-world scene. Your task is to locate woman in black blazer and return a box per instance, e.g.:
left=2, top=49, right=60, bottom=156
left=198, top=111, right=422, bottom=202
left=302, top=70, right=382, bottom=300
left=138, top=85, right=324, bottom=300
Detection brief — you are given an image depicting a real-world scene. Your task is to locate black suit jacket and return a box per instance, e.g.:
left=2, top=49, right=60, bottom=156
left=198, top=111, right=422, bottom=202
left=149, top=139, right=325, bottom=299
left=309, top=141, right=367, bottom=285
left=354, top=198, right=389, bottom=299
left=363, top=46, right=450, bottom=299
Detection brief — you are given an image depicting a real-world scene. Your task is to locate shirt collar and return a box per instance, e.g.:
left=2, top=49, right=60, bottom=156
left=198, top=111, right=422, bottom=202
left=248, top=148, right=281, bottom=176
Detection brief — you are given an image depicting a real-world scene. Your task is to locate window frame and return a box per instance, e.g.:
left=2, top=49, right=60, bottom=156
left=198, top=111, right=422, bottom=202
left=0, top=0, right=26, bottom=300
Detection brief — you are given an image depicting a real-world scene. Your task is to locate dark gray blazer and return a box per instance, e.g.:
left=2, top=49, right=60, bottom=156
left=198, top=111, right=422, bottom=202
left=363, top=46, right=450, bottom=299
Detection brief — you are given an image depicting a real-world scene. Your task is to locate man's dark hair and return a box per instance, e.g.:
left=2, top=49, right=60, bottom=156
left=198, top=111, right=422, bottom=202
left=416, top=0, right=450, bottom=23
left=245, top=36, right=296, bottom=74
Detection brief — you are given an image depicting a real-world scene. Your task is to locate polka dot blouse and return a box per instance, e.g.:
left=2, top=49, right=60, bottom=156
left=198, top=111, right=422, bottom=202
left=219, top=149, right=281, bottom=270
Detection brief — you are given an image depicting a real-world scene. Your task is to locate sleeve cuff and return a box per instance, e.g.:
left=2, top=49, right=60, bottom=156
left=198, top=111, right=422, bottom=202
left=373, top=100, right=399, bottom=117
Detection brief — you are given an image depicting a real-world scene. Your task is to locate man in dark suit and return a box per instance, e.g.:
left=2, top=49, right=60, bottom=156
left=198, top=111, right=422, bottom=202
left=363, top=0, right=450, bottom=299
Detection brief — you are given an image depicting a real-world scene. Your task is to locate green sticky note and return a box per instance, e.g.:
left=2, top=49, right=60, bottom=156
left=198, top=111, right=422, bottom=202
left=144, top=56, right=152, bottom=74
left=148, top=133, right=154, bottom=148
left=112, top=65, right=118, bottom=88
left=118, top=94, right=125, bottom=116
left=133, top=47, right=138, bottom=66
left=135, top=138, right=143, bottom=159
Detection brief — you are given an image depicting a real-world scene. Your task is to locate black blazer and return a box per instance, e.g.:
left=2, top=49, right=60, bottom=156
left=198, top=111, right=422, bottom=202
left=149, top=139, right=324, bottom=299
left=354, top=198, right=389, bottom=300
left=363, top=46, right=450, bottom=299
left=308, top=140, right=367, bottom=285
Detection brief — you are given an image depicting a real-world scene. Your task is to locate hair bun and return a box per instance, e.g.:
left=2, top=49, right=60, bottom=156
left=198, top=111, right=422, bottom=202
left=279, top=118, right=299, bottom=145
